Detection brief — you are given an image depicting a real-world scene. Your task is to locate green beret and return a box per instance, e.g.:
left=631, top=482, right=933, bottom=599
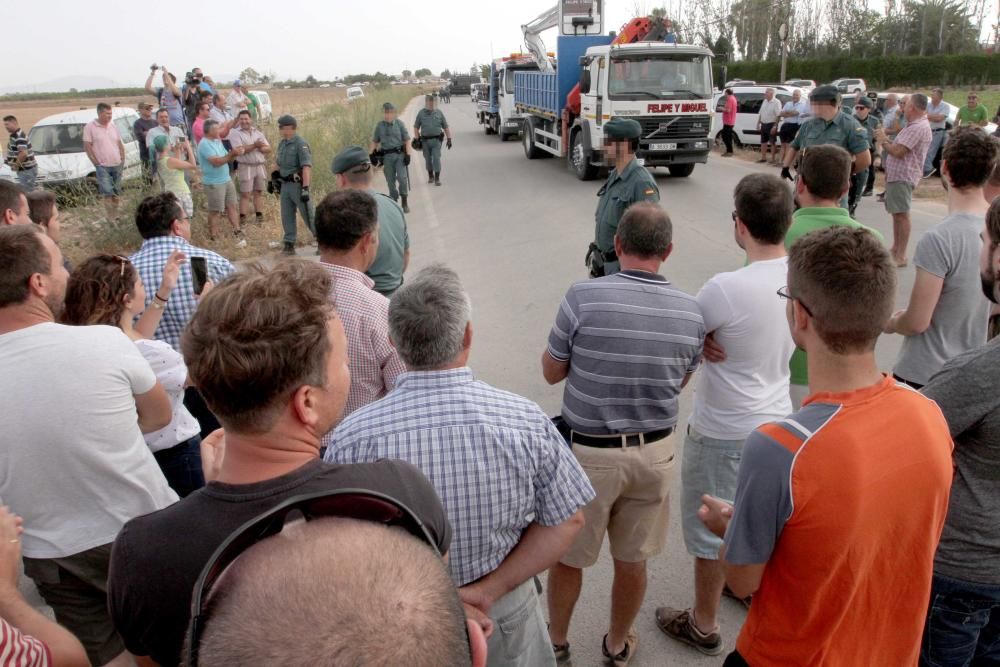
left=855, top=95, right=873, bottom=109
left=604, top=117, right=642, bottom=141
left=277, top=114, right=297, bottom=128
left=382, top=102, right=396, bottom=111
left=810, top=85, right=840, bottom=102
left=332, top=145, right=370, bottom=174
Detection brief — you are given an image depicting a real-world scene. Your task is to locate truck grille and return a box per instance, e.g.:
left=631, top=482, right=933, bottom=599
left=638, top=115, right=711, bottom=140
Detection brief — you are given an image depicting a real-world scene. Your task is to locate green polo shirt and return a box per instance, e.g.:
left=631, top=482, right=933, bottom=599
left=792, top=111, right=870, bottom=155
left=276, top=134, right=312, bottom=178
left=594, top=157, right=660, bottom=255
left=784, top=206, right=884, bottom=386
left=373, top=119, right=409, bottom=151
left=957, top=104, right=988, bottom=126
left=366, top=192, right=410, bottom=294
left=414, top=108, right=448, bottom=137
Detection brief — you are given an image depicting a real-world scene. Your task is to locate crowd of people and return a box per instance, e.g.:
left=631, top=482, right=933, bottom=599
left=1, top=78, right=1000, bottom=667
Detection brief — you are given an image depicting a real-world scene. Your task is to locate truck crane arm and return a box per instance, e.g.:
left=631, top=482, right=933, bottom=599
left=522, top=4, right=559, bottom=73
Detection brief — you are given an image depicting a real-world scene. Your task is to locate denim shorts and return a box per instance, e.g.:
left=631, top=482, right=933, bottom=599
left=681, top=426, right=744, bottom=559
left=95, top=165, right=122, bottom=197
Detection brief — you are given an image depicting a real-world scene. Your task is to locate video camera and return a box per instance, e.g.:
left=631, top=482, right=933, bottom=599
left=185, top=71, right=202, bottom=86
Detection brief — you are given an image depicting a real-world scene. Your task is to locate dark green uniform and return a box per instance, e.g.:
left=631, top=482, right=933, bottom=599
left=276, top=132, right=314, bottom=244
left=373, top=118, right=410, bottom=200
left=849, top=111, right=881, bottom=213
left=792, top=111, right=869, bottom=209
left=414, top=107, right=449, bottom=176
left=366, top=192, right=410, bottom=296
left=594, top=158, right=660, bottom=276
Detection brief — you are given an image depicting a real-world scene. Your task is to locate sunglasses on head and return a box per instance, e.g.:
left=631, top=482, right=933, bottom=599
left=186, top=489, right=442, bottom=667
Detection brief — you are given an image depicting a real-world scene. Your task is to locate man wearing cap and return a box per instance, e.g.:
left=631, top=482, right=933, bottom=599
left=332, top=146, right=410, bottom=298
left=848, top=96, right=881, bottom=216
left=275, top=115, right=314, bottom=256
left=133, top=103, right=158, bottom=185
left=413, top=95, right=452, bottom=186
left=589, top=117, right=660, bottom=277
left=371, top=102, right=412, bottom=212
left=782, top=85, right=871, bottom=209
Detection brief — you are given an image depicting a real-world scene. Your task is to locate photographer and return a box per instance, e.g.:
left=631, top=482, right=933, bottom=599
left=182, top=68, right=215, bottom=128
left=144, top=65, right=185, bottom=127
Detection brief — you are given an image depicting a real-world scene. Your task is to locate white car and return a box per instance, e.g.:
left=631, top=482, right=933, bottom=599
left=335, top=82, right=347, bottom=88
left=248, top=90, right=272, bottom=122
left=711, top=85, right=803, bottom=147
left=784, top=79, right=816, bottom=93
left=346, top=86, right=365, bottom=102
left=319, top=83, right=331, bottom=89
left=830, top=78, right=867, bottom=94
left=1, top=107, right=144, bottom=191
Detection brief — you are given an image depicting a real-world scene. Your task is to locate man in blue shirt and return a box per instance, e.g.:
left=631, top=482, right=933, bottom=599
left=197, top=120, right=246, bottom=247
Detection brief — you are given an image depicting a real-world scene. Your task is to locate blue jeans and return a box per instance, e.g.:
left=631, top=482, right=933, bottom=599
left=153, top=435, right=205, bottom=498
left=924, top=130, right=946, bottom=175
left=920, top=573, right=1000, bottom=666
left=16, top=165, right=37, bottom=191
left=95, top=165, right=122, bottom=196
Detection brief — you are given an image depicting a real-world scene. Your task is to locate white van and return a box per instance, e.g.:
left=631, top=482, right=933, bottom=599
left=14, top=107, right=144, bottom=190
left=346, top=86, right=365, bottom=102
left=249, top=90, right=272, bottom=122
left=711, top=85, right=802, bottom=147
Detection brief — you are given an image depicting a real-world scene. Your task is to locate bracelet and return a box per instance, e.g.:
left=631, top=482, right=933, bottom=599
left=154, top=293, right=168, bottom=303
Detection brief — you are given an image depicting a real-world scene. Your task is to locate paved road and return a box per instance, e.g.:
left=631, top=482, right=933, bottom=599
left=20, top=95, right=950, bottom=666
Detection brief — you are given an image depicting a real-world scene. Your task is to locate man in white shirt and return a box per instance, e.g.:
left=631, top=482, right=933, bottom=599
left=655, top=173, right=796, bottom=656
left=924, top=88, right=950, bottom=178
left=778, top=89, right=809, bottom=166
left=0, top=224, right=177, bottom=667
left=757, top=88, right=783, bottom=165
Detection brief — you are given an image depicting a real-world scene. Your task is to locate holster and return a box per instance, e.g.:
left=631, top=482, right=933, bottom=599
left=267, top=169, right=282, bottom=195
left=411, top=138, right=423, bottom=150
left=585, top=242, right=606, bottom=279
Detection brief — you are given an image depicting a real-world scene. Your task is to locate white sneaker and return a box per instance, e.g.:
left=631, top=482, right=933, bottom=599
left=268, top=241, right=283, bottom=249
left=236, top=237, right=248, bottom=249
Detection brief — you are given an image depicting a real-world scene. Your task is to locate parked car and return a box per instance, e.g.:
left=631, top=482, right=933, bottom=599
left=710, top=84, right=802, bottom=147
left=335, top=82, right=347, bottom=88
left=346, top=86, right=365, bottom=102
left=784, top=79, right=816, bottom=93
left=830, top=78, right=867, bottom=94
left=724, top=79, right=756, bottom=88
left=319, top=83, right=331, bottom=89
left=249, top=90, right=272, bottom=122
left=0, top=107, right=144, bottom=191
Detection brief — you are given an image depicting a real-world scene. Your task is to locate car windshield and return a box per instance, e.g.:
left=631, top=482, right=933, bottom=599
left=28, top=124, right=86, bottom=155
left=609, top=54, right=712, bottom=100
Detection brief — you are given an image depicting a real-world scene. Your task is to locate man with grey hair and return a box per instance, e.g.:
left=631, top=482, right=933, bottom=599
left=757, top=87, right=782, bottom=164
left=326, top=264, right=595, bottom=667
left=544, top=201, right=705, bottom=666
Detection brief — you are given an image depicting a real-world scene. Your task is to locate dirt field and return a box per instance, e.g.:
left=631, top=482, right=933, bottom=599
left=1, top=87, right=347, bottom=130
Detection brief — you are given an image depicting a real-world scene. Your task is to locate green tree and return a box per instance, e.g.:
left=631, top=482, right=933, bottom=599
left=305, top=74, right=317, bottom=87
left=401, top=69, right=413, bottom=79
left=239, top=67, right=261, bottom=85
left=414, top=68, right=433, bottom=78
left=479, top=64, right=490, bottom=80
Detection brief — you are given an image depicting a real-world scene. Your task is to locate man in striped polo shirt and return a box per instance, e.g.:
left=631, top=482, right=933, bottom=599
left=4, top=116, right=37, bottom=192
left=543, top=202, right=705, bottom=667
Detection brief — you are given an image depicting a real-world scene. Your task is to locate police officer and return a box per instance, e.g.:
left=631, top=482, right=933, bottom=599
left=371, top=102, right=412, bottom=213
left=588, top=117, right=660, bottom=277
left=781, top=85, right=871, bottom=209
left=413, top=94, right=452, bottom=186
left=275, top=114, right=314, bottom=255
left=848, top=95, right=881, bottom=216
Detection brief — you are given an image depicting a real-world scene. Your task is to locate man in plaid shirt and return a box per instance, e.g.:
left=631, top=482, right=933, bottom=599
left=325, top=264, right=595, bottom=667
left=314, top=185, right=406, bottom=416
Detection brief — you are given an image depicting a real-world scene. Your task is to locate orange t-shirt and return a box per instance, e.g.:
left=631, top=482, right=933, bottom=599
left=724, top=376, right=953, bottom=666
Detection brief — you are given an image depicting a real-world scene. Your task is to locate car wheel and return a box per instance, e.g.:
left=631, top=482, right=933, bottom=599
left=668, top=163, right=695, bottom=177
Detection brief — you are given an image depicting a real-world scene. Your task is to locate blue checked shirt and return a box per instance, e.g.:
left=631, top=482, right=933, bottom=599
left=130, top=236, right=235, bottom=351
left=324, top=367, right=595, bottom=586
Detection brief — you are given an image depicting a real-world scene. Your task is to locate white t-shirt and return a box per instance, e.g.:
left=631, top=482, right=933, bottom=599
left=134, top=338, right=200, bottom=453
left=690, top=257, right=795, bottom=440
left=759, top=97, right=783, bottom=124
left=0, top=323, right=178, bottom=558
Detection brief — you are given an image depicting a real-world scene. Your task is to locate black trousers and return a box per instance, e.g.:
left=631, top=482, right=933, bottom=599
left=722, top=124, right=735, bottom=153
left=724, top=650, right=750, bottom=666
left=183, top=387, right=221, bottom=437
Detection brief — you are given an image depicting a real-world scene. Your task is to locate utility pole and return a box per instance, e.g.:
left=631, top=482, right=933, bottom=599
left=779, top=22, right=789, bottom=82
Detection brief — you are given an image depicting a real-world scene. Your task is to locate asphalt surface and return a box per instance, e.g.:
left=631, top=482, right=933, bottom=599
left=20, top=95, right=950, bottom=667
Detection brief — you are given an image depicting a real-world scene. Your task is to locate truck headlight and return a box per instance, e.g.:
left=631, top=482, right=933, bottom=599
left=693, top=141, right=709, bottom=150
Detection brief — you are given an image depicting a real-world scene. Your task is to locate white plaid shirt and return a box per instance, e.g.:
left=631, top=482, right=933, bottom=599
left=321, top=263, right=406, bottom=416
left=324, top=367, right=595, bottom=586
left=130, top=236, right=235, bottom=351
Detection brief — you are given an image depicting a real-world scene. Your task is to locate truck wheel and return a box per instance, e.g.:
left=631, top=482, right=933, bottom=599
left=491, top=117, right=501, bottom=136
left=499, top=130, right=510, bottom=142
left=523, top=119, right=543, bottom=160
left=570, top=131, right=598, bottom=181
left=668, top=163, right=695, bottom=178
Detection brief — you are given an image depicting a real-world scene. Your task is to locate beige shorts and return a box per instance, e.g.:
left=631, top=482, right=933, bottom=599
left=884, top=181, right=914, bottom=214
left=237, top=162, right=267, bottom=192
left=561, top=434, right=676, bottom=567
left=205, top=180, right=238, bottom=212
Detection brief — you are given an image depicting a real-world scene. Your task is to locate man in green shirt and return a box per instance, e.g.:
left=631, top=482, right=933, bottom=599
left=956, top=92, right=989, bottom=128
left=371, top=102, right=412, bottom=212
left=332, top=145, right=410, bottom=297
left=413, top=95, right=452, bottom=186
left=784, top=145, right=883, bottom=406
left=275, top=115, right=314, bottom=255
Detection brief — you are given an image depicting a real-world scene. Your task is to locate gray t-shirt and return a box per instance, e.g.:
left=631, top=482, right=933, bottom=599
left=922, top=338, right=1000, bottom=585
left=893, top=212, right=990, bottom=385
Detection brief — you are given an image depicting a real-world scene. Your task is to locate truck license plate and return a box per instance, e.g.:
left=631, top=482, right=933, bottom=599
left=650, top=143, right=677, bottom=151
left=504, top=121, right=520, bottom=128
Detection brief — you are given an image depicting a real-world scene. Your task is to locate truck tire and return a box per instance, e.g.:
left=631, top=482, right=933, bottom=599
left=491, top=116, right=501, bottom=137
left=570, top=130, right=598, bottom=181
left=499, top=129, right=511, bottom=142
left=668, top=163, right=695, bottom=178
left=523, top=119, right=543, bottom=160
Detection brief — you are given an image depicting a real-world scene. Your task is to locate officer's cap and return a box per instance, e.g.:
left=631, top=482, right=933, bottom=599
left=277, top=114, right=297, bottom=128
left=604, top=117, right=642, bottom=141
left=332, top=145, right=370, bottom=174
left=809, top=85, right=840, bottom=102
left=382, top=102, right=396, bottom=112
left=855, top=95, right=873, bottom=109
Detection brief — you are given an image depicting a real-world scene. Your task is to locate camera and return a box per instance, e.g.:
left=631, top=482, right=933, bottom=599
left=151, top=63, right=159, bottom=71
left=185, top=72, right=200, bottom=85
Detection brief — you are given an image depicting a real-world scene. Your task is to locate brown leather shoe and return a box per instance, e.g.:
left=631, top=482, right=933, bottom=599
left=655, top=607, right=723, bottom=656
left=602, top=628, right=638, bottom=666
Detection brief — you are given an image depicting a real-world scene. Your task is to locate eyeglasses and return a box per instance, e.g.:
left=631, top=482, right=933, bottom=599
left=777, top=285, right=813, bottom=317
left=185, top=490, right=443, bottom=667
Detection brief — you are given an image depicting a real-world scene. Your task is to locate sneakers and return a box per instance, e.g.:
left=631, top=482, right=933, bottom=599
left=434, top=172, right=442, bottom=186
left=602, top=628, right=638, bottom=666
left=281, top=242, right=295, bottom=256
left=655, top=607, right=723, bottom=656
left=552, top=642, right=571, bottom=664
left=923, top=168, right=937, bottom=179
left=862, top=188, right=874, bottom=197
left=234, top=230, right=247, bottom=249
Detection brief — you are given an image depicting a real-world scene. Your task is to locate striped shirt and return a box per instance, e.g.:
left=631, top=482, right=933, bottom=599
left=324, top=367, right=595, bottom=586
left=0, top=618, right=51, bottom=666
left=547, top=270, right=704, bottom=434
left=5, top=129, right=36, bottom=171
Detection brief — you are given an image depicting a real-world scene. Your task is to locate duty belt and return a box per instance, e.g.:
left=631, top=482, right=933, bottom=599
left=571, top=427, right=674, bottom=448
left=601, top=248, right=618, bottom=262
left=382, top=147, right=403, bottom=154
left=423, top=134, right=444, bottom=141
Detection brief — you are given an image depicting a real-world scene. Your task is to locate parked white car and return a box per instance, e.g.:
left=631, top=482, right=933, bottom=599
left=784, top=79, right=816, bottom=93
left=711, top=85, right=803, bottom=147
left=335, top=82, right=347, bottom=88
left=830, top=78, right=867, bottom=93
left=0, top=107, right=144, bottom=191
left=346, top=86, right=365, bottom=102
left=249, top=90, right=272, bottom=122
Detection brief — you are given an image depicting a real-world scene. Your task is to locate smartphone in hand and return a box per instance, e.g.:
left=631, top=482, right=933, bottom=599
left=190, top=257, right=209, bottom=296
